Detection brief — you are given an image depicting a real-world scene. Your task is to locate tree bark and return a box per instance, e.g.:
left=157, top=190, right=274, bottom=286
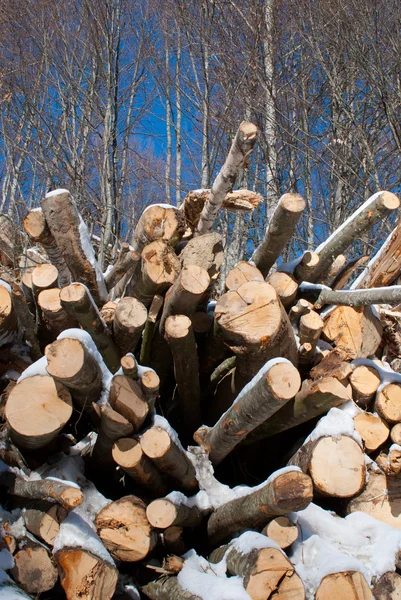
left=38, top=288, right=78, bottom=336
left=142, top=577, right=202, bottom=600
left=0, top=471, right=83, bottom=510
left=105, top=242, right=140, bottom=292
left=24, top=501, right=67, bottom=546
left=179, top=232, right=224, bottom=283
left=196, top=122, right=258, bottom=235
left=206, top=470, right=313, bottom=544
left=252, top=193, right=306, bottom=277
left=0, top=283, right=18, bottom=347
left=140, top=294, right=164, bottom=366
left=10, top=538, right=59, bottom=595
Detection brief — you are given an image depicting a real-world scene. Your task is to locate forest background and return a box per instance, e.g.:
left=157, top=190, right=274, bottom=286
left=1, top=0, right=400, bottom=274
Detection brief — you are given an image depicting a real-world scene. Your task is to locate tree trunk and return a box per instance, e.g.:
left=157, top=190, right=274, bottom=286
left=91, top=405, right=133, bottom=468
left=267, top=272, right=298, bottom=309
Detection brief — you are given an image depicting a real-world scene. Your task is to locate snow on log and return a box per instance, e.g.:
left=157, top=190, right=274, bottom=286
left=214, top=281, right=298, bottom=384
left=267, top=271, right=298, bottom=308
left=165, top=315, right=201, bottom=433
left=252, top=193, right=306, bottom=277
left=5, top=375, right=72, bottom=449
left=60, top=283, right=120, bottom=372
left=142, top=576, right=202, bottom=600
left=23, top=207, right=71, bottom=287
left=194, top=359, right=301, bottom=466
left=146, top=497, right=203, bottom=530
left=196, top=122, right=258, bottom=235
left=225, top=261, right=264, bottom=291
left=159, top=265, right=210, bottom=334
left=112, top=438, right=168, bottom=496
left=95, top=495, right=157, bottom=562
left=206, top=468, right=313, bottom=544
left=246, top=376, right=351, bottom=443
left=140, top=425, right=197, bottom=492
left=303, top=284, right=401, bottom=309
left=307, top=191, right=400, bottom=282
left=112, top=296, right=147, bottom=356
left=41, top=189, right=107, bottom=305
left=46, top=337, right=103, bottom=412
left=208, top=531, right=305, bottom=600
left=130, top=240, right=181, bottom=306
left=38, top=288, right=78, bottom=336
left=109, top=374, right=149, bottom=430
left=105, top=243, right=140, bottom=292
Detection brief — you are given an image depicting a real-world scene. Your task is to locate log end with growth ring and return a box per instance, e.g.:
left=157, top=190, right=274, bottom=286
left=5, top=375, right=72, bottom=449
left=146, top=499, right=179, bottom=529
left=45, top=337, right=89, bottom=381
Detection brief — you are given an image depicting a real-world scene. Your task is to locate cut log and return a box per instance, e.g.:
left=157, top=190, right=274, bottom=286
left=322, top=306, right=382, bottom=359
left=349, top=365, right=381, bottom=406
left=120, top=353, right=138, bottom=379
left=353, top=413, right=389, bottom=452
left=140, top=426, right=197, bottom=492
left=373, top=571, right=401, bottom=599
left=0, top=213, right=16, bottom=267
left=41, top=189, right=107, bottom=305
left=112, top=438, right=169, bottom=496
left=38, top=288, right=77, bottom=336
left=20, top=270, right=35, bottom=307
left=267, top=271, right=298, bottom=308
left=60, top=283, right=120, bottom=372
left=292, top=251, right=320, bottom=283
left=55, top=547, right=118, bottom=600
left=159, top=265, right=210, bottom=333
left=0, top=471, right=83, bottom=510
left=376, top=447, right=401, bottom=476
left=319, top=253, right=346, bottom=286
left=95, top=495, right=157, bottom=562
left=252, top=193, right=306, bottom=278
left=298, top=309, right=324, bottom=367
left=262, top=516, right=299, bottom=549
left=209, top=540, right=305, bottom=600
left=194, top=360, right=301, bottom=465
left=215, top=281, right=298, bottom=383
left=391, top=423, right=401, bottom=445
left=31, top=263, right=59, bottom=300
left=46, top=337, right=103, bottom=412
left=246, top=376, right=351, bottom=443
left=141, top=370, right=160, bottom=410
left=142, top=576, right=201, bottom=600
left=23, top=207, right=71, bottom=287
left=206, top=469, right=313, bottom=544
left=307, top=191, right=400, bottom=282
left=192, top=311, right=212, bottom=335
left=375, top=384, right=401, bottom=423
left=5, top=375, right=72, bottom=450
left=288, top=434, right=366, bottom=498
left=0, top=283, right=18, bottom=347
left=304, top=284, right=401, bottom=308
left=315, top=571, right=373, bottom=600
left=24, top=501, right=67, bottom=546
left=181, top=189, right=263, bottom=230
left=162, top=526, right=187, bottom=555
left=91, top=405, right=133, bottom=468
left=112, top=296, right=147, bottom=356
left=10, top=538, right=58, bottom=595
left=109, top=374, right=149, bottom=430
left=100, top=301, right=117, bottom=328
left=130, top=240, right=181, bottom=307
left=130, top=204, right=187, bottom=254
left=179, top=232, right=224, bottom=282
left=225, top=260, right=264, bottom=291
left=196, top=121, right=258, bottom=235
left=288, top=298, right=312, bottom=323
left=8, top=279, right=43, bottom=359
left=164, top=315, right=201, bottom=432
left=140, top=294, right=164, bottom=365
left=309, top=348, right=351, bottom=381
left=380, top=309, right=401, bottom=364
left=332, top=255, right=369, bottom=290
left=347, top=470, right=401, bottom=528
left=105, top=243, right=140, bottom=291
left=146, top=498, right=203, bottom=529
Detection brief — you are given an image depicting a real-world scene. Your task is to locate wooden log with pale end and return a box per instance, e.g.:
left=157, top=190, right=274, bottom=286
left=350, top=365, right=381, bottom=406
left=112, top=438, right=168, bottom=496
left=10, top=538, right=59, bottom=595
left=315, top=571, right=373, bottom=600
left=112, top=296, right=147, bottom=356
left=194, top=360, right=301, bottom=465
left=95, top=495, right=157, bottom=562
left=262, top=516, right=299, bottom=549
left=38, top=288, right=77, bottom=336
left=109, top=374, right=149, bottom=430
left=353, top=412, right=389, bottom=452
left=267, top=271, right=298, bottom=308
left=146, top=497, right=203, bottom=530
left=91, top=405, right=133, bottom=468
left=225, top=260, right=264, bottom=291
left=24, top=501, right=67, bottom=547
left=5, top=375, right=72, bottom=450
left=375, top=383, right=401, bottom=423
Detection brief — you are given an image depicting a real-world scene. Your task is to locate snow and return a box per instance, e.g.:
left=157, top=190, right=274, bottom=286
left=153, top=414, right=186, bottom=453
left=165, top=490, right=211, bottom=513
left=0, top=549, right=14, bottom=571
left=389, top=444, right=401, bottom=453
left=53, top=511, right=114, bottom=564
left=315, top=191, right=383, bottom=254
left=0, top=578, right=32, bottom=599
left=307, top=407, right=362, bottom=446
left=299, top=282, right=330, bottom=291
left=0, top=279, right=11, bottom=294
left=30, top=207, right=42, bottom=212
left=207, top=300, right=216, bottom=315
left=103, top=264, right=113, bottom=278
left=17, top=355, right=49, bottom=382
left=178, top=550, right=251, bottom=600
left=77, top=213, right=108, bottom=301
left=231, top=531, right=281, bottom=554
left=57, top=329, right=113, bottom=405
left=291, top=502, right=401, bottom=594
left=45, top=188, right=70, bottom=198
left=0, top=370, right=21, bottom=381
left=351, top=357, right=401, bottom=391
left=144, top=203, right=175, bottom=212
left=45, top=476, right=80, bottom=490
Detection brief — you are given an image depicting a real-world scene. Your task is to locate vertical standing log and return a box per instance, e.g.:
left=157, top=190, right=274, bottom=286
left=196, top=121, right=258, bottom=235
left=31, top=263, right=59, bottom=300
left=38, top=288, right=77, bottom=336
left=164, top=315, right=202, bottom=433
left=60, top=283, right=121, bottom=373
left=0, top=283, right=18, bottom=347
left=225, top=261, right=264, bottom=291
left=23, top=208, right=71, bottom=287
left=41, top=189, right=107, bottom=305
left=252, top=193, right=306, bottom=277
left=109, top=375, right=149, bottom=430
left=179, top=232, right=224, bottom=282
left=0, top=213, right=16, bottom=267
left=105, top=243, right=140, bottom=292
left=112, top=297, right=147, bottom=356
left=140, top=294, right=164, bottom=366
left=91, top=405, right=133, bottom=468
left=112, top=438, right=169, bottom=496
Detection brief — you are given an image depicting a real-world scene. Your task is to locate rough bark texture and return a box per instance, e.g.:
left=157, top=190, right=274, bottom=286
left=105, top=243, right=140, bottom=291
left=179, top=232, right=224, bottom=282
left=142, top=576, right=202, bottom=600
left=91, top=405, right=133, bottom=468
left=0, top=471, right=83, bottom=510
left=38, top=288, right=78, bottom=336
left=10, top=538, right=59, bottom=595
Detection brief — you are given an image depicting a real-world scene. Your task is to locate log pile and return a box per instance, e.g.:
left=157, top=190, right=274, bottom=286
left=2, top=122, right=401, bottom=599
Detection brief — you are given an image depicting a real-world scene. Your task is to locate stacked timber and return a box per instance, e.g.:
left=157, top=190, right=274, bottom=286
left=2, top=122, right=401, bottom=599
